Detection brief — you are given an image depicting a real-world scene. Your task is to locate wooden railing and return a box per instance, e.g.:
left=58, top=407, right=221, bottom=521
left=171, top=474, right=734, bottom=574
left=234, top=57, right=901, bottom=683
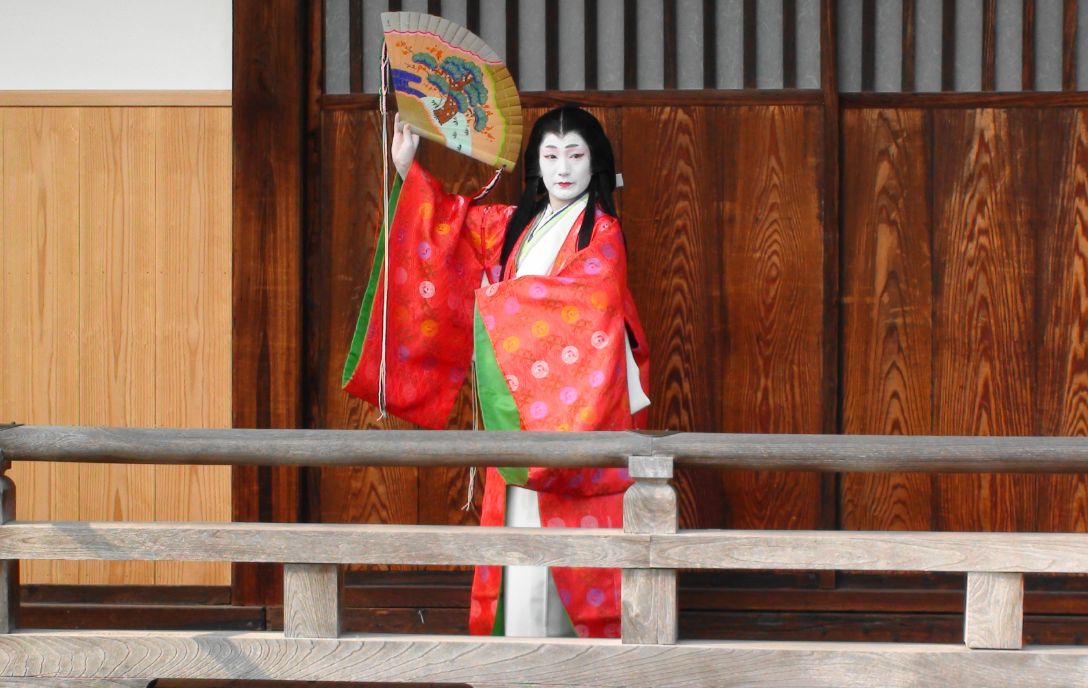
left=1, top=425, right=1088, bottom=686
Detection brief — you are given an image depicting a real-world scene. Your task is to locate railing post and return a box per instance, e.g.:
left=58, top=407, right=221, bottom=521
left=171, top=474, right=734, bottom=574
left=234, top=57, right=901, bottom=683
left=0, top=451, right=17, bottom=633
left=621, top=454, right=677, bottom=645
left=964, top=571, right=1023, bottom=649
left=283, top=563, right=342, bottom=638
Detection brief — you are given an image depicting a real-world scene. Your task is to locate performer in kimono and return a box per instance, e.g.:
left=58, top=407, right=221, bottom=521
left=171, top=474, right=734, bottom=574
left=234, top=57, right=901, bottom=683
left=343, top=106, right=650, bottom=638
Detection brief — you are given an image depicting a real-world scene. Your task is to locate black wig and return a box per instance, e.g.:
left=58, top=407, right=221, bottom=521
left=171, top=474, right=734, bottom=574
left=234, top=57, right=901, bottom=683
left=499, top=106, right=619, bottom=272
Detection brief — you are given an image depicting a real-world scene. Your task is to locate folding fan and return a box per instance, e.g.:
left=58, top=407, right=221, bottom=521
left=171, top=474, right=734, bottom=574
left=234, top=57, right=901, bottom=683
left=381, top=11, right=522, bottom=172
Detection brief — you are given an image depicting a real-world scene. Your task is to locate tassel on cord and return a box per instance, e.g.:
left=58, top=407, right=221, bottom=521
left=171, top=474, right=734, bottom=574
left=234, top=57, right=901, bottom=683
left=376, top=43, right=392, bottom=420
left=472, top=168, right=504, bottom=202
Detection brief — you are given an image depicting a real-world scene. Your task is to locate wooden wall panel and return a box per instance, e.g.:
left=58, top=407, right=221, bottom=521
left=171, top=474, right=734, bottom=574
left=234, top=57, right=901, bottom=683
left=78, top=108, right=158, bottom=584
left=1, top=106, right=232, bottom=586
left=313, top=103, right=831, bottom=533
left=1035, top=108, right=1088, bottom=532
left=840, top=108, right=934, bottom=530
left=153, top=108, right=233, bottom=585
left=719, top=106, right=828, bottom=529
left=621, top=105, right=727, bottom=528
left=1, top=108, right=81, bottom=584
left=932, top=108, right=1036, bottom=532
left=232, top=0, right=306, bottom=604
left=313, top=109, right=418, bottom=542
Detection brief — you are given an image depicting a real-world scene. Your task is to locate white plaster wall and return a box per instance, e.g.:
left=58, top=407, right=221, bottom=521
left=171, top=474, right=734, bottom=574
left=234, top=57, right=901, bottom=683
left=0, top=0, right=232, bottom=90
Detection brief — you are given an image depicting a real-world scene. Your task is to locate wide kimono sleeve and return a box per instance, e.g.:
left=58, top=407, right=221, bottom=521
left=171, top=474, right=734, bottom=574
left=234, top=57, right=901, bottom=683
left=342, top=161, right=508, bottom=428
left=475, top=212, right=642, bottom=496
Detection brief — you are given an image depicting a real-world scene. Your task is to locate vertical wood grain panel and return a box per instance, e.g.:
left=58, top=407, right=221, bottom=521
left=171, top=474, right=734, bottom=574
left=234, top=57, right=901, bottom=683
left=941, top=0, right=956, bottom=91
left=933, top=108, right=1036, bottom=532
left=314, top=109, right=418, bottom=546
left=902, top=0, right=916, bottom=92
left=982, top=0, right=997, bottom=91
left=1, top=108, right=81, bottom=584
left=233, top=0, right=305, bottom=605
left=622, top=105, right=726, bottom=529
left=840, top=108, right=934, bottom=530
left=719, top=105, right=827, bottom=529
left=154, top=107, right=232, bottom=585
left=1063, top=0, right=1078, bottom=91
left=1035, top=107, right=1088, bottom=532
left=1023, top=0, right=1036, bottom=90
left=861, top=0, right=875, bottom=92
left=743, top=0, right=757, bottom=89
left=78, top=107, right=157, bottom=584
left=2, top=105, right=232, bottom=585
left=625, top=0, right=639, bottom=89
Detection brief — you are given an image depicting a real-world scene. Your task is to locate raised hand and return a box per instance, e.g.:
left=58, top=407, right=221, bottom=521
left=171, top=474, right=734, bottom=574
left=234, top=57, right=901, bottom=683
left=391, top=112, right=420, bottom=180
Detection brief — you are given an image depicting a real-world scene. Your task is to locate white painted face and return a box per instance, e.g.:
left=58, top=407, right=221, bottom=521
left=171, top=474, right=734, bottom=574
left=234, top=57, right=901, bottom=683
left=538, top=131, right=592, bottom=210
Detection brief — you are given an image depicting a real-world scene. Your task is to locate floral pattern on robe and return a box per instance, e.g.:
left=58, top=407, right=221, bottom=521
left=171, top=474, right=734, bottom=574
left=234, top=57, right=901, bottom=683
left=343, top=161, right=649, bottom=638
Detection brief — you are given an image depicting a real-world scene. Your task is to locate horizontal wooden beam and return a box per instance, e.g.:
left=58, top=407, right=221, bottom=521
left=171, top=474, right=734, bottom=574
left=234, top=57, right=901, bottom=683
left=319, top=89, right=825, bottom=110
left=3, top=680, right=150, bottom=687
left=4, top=522, right=1088, bottom=575
left=6, top=426, right=1088, bottom=473
left=655, top=434, right=1088, bottom=473
left=0, top=522, right=651, bottom=568
left=651, top=531, right=1088, bottom=573
left=0, top=633, right=1086, bottom=685
left=0, top=91, right=232, bottom=107
left=840, top=91, right=1088, bottom=108
left=0, top=426, right=645, bottom=467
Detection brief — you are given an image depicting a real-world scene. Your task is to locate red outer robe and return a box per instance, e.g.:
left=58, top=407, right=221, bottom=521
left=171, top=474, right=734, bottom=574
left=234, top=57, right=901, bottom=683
left=343, top=161, right=650, bottom=638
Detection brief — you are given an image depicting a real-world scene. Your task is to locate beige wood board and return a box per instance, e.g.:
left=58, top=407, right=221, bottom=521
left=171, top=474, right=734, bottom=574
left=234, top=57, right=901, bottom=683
left=0, top=91, right=232, bottom=107
left=152, top=107, right=231, bottom=585
left=78, top=107, right=157, bottom=585
left=0, top=106, right=231, bottom=585
left=1, top=108, right=81, bottom=584
left=0, top=632, right=1086, bottom=686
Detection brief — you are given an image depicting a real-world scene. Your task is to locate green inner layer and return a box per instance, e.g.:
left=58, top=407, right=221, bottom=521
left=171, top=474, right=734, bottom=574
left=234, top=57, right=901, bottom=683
left=474, top=305, right=528, bottom=486
left=341, top=176, right=403, bottom=387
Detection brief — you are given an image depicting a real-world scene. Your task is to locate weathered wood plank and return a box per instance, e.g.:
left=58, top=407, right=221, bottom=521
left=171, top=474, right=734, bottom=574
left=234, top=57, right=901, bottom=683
left=653, top=433, right=1088, bottom=472
left=0, top=474, right=16, bottom=633
left=0, top=427, right=647, bottom=467
left=650, top=531, right=1088, bottom=573
left=7, top=427, right=1088, bottom=473
left=283, top=563, right=341, bottom=638
left=2, top=680, right=151, bottom=687
left=0, top=522, right=651, bottom=568
left=621, top=568, right=678, bottom=645
left=965, top=572, right=1023, bottom=650
left=6, top=522, right=1088, bottom=575
left=623, top=456, right=678, bottom=645
left=0, top=633, right=1087, bottom=686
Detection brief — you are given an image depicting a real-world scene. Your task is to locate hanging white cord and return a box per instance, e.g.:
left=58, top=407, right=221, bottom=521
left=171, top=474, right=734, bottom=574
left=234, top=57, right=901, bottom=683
left=463, top=359, right=480, bottom=511
left=376, top=43, right=392, bottom=420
